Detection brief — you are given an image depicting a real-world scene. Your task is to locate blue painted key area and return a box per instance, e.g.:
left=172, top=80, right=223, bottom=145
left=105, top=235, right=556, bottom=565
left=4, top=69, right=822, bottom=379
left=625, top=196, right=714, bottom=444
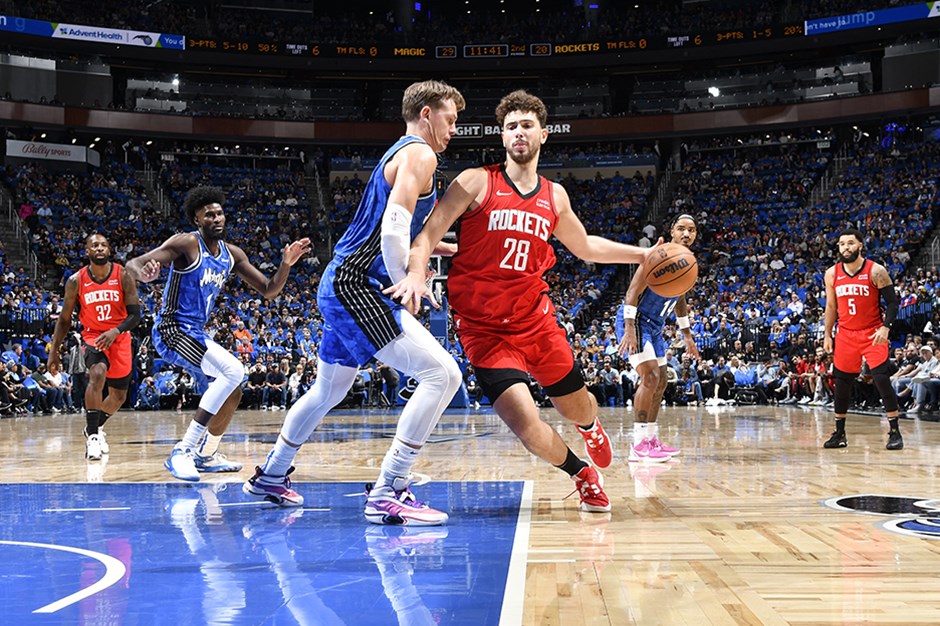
left=0, top=481, right=525, bottom=625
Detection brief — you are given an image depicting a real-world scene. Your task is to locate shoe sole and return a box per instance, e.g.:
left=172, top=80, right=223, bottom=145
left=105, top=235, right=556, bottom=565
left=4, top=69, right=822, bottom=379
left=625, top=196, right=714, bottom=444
left=164, top=458, right=200, bottom=482
left=241, top=482, right=303, bottom=506
left=196, top=465, right=244, bottom=473
left=580, top=502, right=612, bottom=513
left=364, top=508, right=448, bottom=526
left=628, top=452, right=671, bottom=464
left=823, top=442, right=847, bottom=448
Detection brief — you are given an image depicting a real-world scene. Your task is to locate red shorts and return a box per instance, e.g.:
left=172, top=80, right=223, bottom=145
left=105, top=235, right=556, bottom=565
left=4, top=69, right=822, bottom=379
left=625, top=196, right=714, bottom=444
left=454, top=296, right=574, bottom=388
left=834, top=326, right=889, bottom=373
left=83, top=332, right=133, bottom=380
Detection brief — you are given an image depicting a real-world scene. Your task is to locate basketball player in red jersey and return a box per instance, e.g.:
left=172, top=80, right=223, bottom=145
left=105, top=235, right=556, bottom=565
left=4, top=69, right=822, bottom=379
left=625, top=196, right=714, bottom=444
left=822, top=228, right=903, bottom=450
left=387, top=90, right=657, bottom=512
left=48, top=234, right=143, bottom=461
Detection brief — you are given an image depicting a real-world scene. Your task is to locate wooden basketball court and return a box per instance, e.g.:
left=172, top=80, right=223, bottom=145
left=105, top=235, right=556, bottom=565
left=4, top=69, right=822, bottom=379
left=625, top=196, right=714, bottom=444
left=1, top=403, right=938, bottom=624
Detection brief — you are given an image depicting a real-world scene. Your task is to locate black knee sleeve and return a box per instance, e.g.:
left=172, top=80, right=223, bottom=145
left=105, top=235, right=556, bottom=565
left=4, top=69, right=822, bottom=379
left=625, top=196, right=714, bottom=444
left=833, top=375, right=854, bottom=415
left=870, top=372, right=899, bottom=413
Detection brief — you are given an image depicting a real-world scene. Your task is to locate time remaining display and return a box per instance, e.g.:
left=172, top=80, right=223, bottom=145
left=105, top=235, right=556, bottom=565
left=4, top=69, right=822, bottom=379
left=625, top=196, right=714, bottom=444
left=463, top=44, right=509, bottom=58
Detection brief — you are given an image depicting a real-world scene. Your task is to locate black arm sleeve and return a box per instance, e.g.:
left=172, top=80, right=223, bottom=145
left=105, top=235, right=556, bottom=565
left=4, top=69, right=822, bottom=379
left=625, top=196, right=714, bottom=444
left=879, top=284, right=899, bottom=327
left=116, top=304, right=141, bottom=334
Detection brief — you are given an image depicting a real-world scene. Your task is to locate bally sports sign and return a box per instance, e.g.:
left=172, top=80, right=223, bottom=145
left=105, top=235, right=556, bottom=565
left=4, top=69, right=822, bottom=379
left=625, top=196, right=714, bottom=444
left=6, top=140, right=100, bottom=166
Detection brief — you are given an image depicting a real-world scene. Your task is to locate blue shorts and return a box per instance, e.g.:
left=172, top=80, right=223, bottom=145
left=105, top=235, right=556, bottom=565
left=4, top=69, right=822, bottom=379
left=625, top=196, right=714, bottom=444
left=626, top=315, right=668, bottom=368
left=317, top=264, right=404, bottom=368
left=152, top=323, right=211, bottom=393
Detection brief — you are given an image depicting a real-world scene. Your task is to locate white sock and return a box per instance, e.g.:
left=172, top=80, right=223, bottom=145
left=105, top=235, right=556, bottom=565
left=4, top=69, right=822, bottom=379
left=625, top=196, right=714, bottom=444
left=648, top=422, right=659, bottom=438
left=262, top=436, right=300, bottom=478
left=376, top=439, right=421, bottom=490
left=197, top=433, right=223, bottom=458
left=633, top=422, right=649, bottom=446
left=180, top=420, right=208, bottom=451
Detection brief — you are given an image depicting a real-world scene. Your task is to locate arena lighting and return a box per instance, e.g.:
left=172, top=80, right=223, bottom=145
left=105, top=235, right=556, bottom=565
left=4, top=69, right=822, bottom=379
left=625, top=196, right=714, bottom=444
left=145, top=140, right=153, bottom=145
left=171, top=77, right=179, bottom=86
left=89, top=143, right=95, bottom=148
left=40, top=133, right=46, bottom=138
left=71, top=138, right=76, bottom=144
left=707, top=86, right=720, bottom=97
left=94, top=137, right=100, bottom=142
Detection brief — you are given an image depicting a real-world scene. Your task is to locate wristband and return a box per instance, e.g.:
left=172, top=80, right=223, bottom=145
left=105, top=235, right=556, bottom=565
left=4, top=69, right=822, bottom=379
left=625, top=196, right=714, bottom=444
left=677, top=315, right=691, bottom=330
left=623, top=305, right=637, bottom=320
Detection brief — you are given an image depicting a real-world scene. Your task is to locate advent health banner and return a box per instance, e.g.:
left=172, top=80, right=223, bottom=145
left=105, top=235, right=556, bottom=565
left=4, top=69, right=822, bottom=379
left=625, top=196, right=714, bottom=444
left=0, top=14, right=185, bottom=49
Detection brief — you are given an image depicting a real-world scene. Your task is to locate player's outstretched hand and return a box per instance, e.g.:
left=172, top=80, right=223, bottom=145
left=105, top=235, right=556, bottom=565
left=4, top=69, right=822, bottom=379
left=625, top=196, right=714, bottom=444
left=823, top=335, right=834, bottom=354
left=139, top=259, right=162, bottom=283
left=683, top=334, right=700, bottom=360
left=641, top=238, right=665, bottom=264
left=383, top=270, right=439, bottom=312
left=46, top=354, right=60, bottom=376
left=283, top=238, right=312, bottom=266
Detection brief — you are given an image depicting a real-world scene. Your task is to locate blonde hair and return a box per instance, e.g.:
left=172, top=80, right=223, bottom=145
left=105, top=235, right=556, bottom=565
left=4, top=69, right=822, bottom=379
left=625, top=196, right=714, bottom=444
left=495, top=90, right=548, bottom=128
left=401, top=80, right=466, bottom=122
left=279, top=358, right=290, bottom=375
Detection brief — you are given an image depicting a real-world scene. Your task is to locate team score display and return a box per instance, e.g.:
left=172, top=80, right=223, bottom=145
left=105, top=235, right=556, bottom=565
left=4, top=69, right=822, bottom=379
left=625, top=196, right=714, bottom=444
left=257, top=42, right=278, bottom=53
left=500, top=238, right=530, bottom=272
left=222, top=41, right=249, bottom=52
left=436, top=46, right=457, bottom=59
left=783, top=24, right=804, bottom=36
left=97, top=304, right=112, bottom=322
left=530, top=43, right=551, bottom=56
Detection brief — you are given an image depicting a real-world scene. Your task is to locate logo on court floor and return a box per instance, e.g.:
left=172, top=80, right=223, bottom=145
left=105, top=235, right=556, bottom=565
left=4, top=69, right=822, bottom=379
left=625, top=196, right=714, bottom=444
left=822, top=494, right=940, bottom=539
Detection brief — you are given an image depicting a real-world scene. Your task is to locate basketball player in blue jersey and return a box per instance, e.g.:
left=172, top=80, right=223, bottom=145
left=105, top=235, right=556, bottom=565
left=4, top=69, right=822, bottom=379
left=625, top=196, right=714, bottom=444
left=617, top=214, right=699, bottom=462
left=126, top=186, right=311, bottom=481
left=244, top=80, right=465, bottom=526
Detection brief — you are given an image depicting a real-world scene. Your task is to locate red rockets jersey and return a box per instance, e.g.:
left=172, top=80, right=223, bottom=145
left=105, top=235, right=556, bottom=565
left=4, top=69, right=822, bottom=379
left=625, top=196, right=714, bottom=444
left=77, top=263, right=128, bottom=339
left=833, top=259, right=884, bottom=331
left=448, top=164, right=559, bottom=329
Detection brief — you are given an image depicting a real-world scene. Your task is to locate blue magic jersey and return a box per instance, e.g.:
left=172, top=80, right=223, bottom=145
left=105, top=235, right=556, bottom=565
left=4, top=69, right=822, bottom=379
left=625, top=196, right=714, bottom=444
left=317, top=135, right=438, bottom=365
left=156, top=233, right=234, bottom=331
left=615, top=290, right=679, bottom=342
left=329, top=135, right=437, bottom=287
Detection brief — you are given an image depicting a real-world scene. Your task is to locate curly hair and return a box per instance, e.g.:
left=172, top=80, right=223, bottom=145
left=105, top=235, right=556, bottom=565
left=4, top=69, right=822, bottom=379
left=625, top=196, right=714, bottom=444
left=495, top=90, right=548, bottom=128
left=183, top=186, right=226, bottom=225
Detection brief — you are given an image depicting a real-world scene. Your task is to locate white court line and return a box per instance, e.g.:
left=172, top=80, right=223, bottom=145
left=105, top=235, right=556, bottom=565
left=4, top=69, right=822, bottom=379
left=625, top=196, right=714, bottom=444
left=498, top=480, right=533, bottom=626
left=42, top=507, right=130, bottom=513
left=0, top=540, right=126, bottom=613
left=528, top=548, right=575, bottom=554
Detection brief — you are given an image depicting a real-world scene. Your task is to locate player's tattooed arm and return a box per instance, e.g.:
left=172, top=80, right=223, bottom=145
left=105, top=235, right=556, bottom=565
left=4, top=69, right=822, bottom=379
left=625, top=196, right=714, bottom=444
left=871, top=263, right=893, bottom=289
